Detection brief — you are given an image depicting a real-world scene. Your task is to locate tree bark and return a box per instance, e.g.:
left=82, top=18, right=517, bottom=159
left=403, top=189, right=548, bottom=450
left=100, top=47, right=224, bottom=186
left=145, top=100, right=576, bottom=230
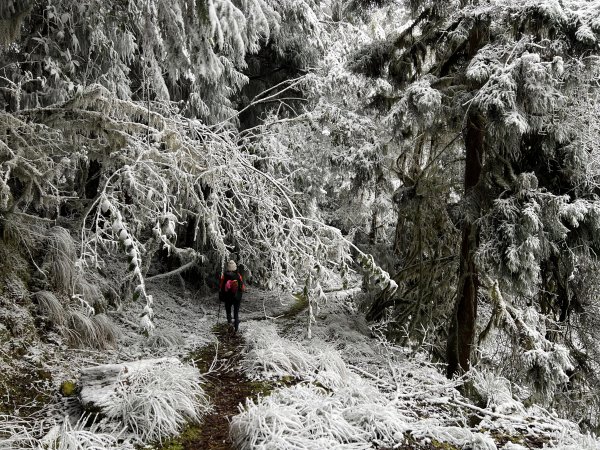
left=446, top=112, right=485, bottom=378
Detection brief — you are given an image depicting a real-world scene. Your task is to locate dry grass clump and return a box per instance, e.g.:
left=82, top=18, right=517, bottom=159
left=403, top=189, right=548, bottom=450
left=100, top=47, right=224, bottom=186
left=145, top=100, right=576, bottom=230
left=146, top=328, right=185, bottom=348
left=33, top=290, right=67, bottom=327
left=65, top=310, right=119, bottom=349
left=76, top=277, right=106, bottom=312
left=45, top=227, right=76, bottom=293
left=1, top=216, right=38, bottom=248
left=91, top=313, right=120, bottom=348
left=66, top=309, right=98, bottom=347
left=33, top=289, right=118, bottom=349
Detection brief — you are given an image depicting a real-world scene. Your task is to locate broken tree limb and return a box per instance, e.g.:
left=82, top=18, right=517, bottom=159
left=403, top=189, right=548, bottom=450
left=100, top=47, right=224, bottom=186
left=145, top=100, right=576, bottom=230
left=146, top=260, right=197, bottom=281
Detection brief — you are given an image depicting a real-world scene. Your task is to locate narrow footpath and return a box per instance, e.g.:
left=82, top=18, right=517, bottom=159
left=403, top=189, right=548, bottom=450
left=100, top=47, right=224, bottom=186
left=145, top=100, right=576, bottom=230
left=158, top=292, right=309, bottom=450
left=182, top=324, right=271, bottom=450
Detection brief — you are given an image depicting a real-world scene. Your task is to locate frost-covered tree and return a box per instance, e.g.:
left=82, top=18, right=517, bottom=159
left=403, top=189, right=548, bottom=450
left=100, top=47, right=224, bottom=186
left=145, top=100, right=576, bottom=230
left=0, top=0, right=323, bottom=121
left=0, top=0, right=327, bottom=333
left=0, top=0, right=397, bottom=342
left=351, top=0, right=600, bottom=400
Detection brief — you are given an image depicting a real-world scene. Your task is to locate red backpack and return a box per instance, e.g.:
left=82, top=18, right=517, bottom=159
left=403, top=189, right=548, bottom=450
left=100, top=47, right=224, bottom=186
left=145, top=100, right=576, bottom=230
left=224, top=278, right=239, bottom=294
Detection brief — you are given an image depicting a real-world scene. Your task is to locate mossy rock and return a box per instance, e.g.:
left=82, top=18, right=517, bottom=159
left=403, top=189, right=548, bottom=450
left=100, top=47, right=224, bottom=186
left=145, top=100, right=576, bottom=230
left=60, top=380, right=77, bottom=397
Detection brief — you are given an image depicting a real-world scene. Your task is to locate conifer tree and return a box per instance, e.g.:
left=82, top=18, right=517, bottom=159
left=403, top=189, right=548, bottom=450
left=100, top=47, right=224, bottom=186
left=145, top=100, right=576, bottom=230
left=352, top=0, right=600, bottom=383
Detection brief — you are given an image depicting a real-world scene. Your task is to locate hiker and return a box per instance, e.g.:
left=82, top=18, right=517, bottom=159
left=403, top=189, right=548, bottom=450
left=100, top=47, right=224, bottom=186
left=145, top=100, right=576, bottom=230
left=219, top=260, right=245, bottom=332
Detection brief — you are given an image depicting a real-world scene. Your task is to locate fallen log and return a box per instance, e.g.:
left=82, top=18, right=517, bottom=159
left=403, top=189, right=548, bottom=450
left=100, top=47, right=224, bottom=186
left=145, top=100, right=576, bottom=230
left=79, top=357, right=180, bottom=411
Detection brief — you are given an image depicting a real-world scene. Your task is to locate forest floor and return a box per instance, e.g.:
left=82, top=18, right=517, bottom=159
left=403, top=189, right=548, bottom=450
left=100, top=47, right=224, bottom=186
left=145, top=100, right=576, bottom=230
left=1, top=278, right=599, bottom=449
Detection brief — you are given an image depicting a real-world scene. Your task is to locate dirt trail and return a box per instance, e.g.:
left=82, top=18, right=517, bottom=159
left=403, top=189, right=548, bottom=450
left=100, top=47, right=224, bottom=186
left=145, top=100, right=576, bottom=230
left=180, top=293, right=307, bottom=450
left=161, top=291, right=318, bottom=450
left=183, top=324, right=269, bottom=450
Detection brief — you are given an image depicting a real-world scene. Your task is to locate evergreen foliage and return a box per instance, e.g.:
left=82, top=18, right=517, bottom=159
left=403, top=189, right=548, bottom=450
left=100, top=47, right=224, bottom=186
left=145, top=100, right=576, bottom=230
left=351, top=0, right=600, bottom=424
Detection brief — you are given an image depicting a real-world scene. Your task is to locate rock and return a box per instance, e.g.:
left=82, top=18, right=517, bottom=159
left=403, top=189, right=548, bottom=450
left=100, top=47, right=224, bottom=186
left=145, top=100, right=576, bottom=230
left=79, top=357, right=179, bottom=412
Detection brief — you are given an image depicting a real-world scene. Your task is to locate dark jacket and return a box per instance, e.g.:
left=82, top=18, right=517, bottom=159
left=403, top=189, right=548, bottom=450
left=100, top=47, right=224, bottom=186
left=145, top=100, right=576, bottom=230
left=219, top=270, right=245, bottom=302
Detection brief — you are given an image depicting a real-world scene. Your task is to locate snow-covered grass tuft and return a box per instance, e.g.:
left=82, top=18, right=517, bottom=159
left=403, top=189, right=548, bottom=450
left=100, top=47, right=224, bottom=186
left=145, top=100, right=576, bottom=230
left=0, top=415, right=132, bottom=450
left=101, top=359, right=210, bottom=443
left=39, top=416, right=128, bottom=450
left=230, top=383, right=407, bottom=449
left=234, top=316, right=600, bottom=449
left=0, top=417, right=39, bottom=450
left=241, top=321, right=351, bottom=388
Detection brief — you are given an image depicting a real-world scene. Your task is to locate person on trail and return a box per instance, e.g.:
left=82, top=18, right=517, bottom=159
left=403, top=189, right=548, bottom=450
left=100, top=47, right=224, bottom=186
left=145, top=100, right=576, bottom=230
left=219, top=260, right=245, bottom=333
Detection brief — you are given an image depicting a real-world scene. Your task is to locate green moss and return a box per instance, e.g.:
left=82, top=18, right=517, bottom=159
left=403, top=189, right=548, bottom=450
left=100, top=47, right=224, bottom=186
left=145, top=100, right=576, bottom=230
left=431, top=439, right=460, bottom=450
left=489, top=429, right=526, bottom=446
left=60, top=380, right=77, bottom=396
left=151, top=423, right=202, bottom=450
left=248, top=379, right=276, bottom=397
left=186, top=340, right=219, bottom=374
left=282, top=293, right=309, bottom=318
left=0, top=363, right=53, bottom=415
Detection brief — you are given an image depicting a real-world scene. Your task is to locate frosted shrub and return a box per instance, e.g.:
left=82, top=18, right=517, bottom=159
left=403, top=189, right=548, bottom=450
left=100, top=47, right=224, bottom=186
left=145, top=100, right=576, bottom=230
left=0, top=415, right=132, bottom=450
left=101, top=360, right=209, bottom=443
left=241, top=321, right=352, bottom=388
left=471, top=369, right=524, bottom=414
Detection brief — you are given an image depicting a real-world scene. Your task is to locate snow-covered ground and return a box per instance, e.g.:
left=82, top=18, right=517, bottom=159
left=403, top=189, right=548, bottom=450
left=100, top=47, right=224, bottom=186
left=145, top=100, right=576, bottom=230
left=231, top=289, right=600, bottom=450
left=1, top=281, right=599, bottom=449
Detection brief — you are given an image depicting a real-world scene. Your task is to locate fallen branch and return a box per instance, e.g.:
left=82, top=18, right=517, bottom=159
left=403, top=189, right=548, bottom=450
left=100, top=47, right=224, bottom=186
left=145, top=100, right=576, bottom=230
left=146, top=260, right=197, bottom=281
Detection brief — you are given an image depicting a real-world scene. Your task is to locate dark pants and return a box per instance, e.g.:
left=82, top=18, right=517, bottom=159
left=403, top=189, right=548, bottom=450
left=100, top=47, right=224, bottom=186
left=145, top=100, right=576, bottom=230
left=225, top=297, right=241, bottom=331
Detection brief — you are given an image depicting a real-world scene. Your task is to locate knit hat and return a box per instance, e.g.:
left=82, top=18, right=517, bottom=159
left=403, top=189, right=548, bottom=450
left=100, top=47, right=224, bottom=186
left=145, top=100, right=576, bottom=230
left=226, top=260, right=237, bottom=271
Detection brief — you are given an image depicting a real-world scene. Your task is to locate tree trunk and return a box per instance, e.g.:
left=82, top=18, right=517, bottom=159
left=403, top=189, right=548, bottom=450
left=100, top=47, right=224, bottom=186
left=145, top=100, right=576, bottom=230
left=446, top=112, right=485, bottom=378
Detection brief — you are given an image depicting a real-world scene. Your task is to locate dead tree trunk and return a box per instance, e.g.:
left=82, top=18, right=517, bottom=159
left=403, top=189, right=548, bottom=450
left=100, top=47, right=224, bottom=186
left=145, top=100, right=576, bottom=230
left=446, top=112, right=485, bottom=378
